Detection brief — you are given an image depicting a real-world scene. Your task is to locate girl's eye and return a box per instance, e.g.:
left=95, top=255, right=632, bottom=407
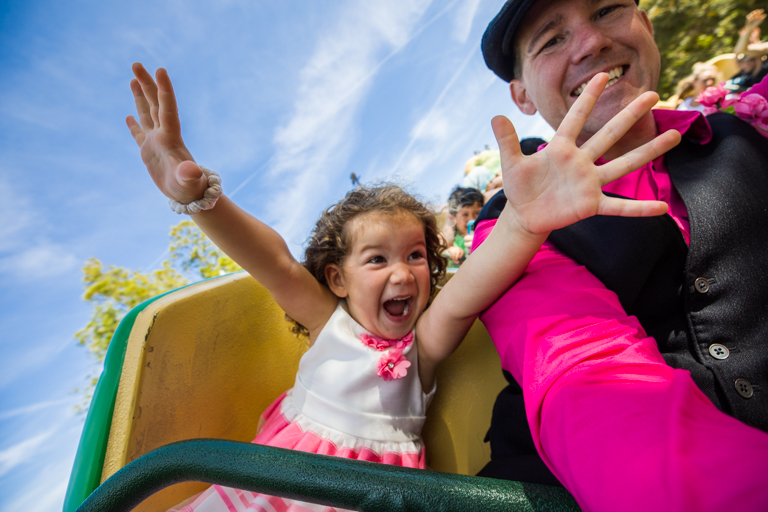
left=368, top=256, right=385, bottom=264
left=409, top=251, right=425, bottom=261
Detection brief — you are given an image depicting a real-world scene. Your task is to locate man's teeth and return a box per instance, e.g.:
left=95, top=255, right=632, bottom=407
left=573, top=66, right=624, bottom=96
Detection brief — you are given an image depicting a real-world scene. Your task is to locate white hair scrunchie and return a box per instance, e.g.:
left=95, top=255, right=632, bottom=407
left=168, top=166, right=223, bottom=215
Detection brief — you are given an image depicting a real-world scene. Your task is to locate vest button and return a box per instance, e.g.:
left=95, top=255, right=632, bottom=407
left=694, top=277, right=710, bottom=293
left=708, top=344, right=730, bottom=360
left=735, top=379, right=754, bottom=399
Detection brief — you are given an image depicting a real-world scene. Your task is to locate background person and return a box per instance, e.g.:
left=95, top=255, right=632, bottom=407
left=674, top=62, right=718, bottom=112
left=441, top=187, right=484, bottom=267
left=726, top=9, right=768, bottom=93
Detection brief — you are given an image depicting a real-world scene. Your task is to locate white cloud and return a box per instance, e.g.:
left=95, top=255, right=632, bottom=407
left=452, top=0, right=483, bottom=43
left=0, top=176, right=39, bottom=253
left=0, top=398, right=75, bottom=421
left=387, top=45, right=482, bottom=178
left=0, top=337, right=72, bottom=390
left=0, top=431, right=54, bottom=479
left=0, top=243, right=78, bottom=279
left=0, top=174, right=79, bottom=280
left=265, top=1, right=436, bottom=245
left=0, top=458, right=71, bottom=512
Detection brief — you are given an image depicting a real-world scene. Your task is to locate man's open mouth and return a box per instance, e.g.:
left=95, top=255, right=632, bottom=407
left=572, top=66, right=627, bottom=97
left=383, top=296, right=413, bottom=317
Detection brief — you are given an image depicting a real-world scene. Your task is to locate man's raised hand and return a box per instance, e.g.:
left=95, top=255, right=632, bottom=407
left=494, top=73, right=681, bottom=236
left=126, top=63, right=207, bottom=205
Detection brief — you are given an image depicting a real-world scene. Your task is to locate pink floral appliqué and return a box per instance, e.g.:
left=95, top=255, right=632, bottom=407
left=360, top=333, right=391, bottom=351
left=697, top=85, right=768, bottom=138
left=360, top=332, right=414, bottom=351
left=377, top=350, right=411, bottom=381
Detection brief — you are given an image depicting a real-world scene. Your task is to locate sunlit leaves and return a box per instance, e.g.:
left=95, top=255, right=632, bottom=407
left=647, top=0, right=762, bottom=99
left=75, top=222, right=241, bottom=363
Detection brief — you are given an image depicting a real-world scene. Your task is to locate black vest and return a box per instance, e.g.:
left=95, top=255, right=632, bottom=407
left=480, top=113, right=768, bottom=431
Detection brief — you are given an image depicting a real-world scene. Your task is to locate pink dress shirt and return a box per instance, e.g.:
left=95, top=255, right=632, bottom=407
left=474, top=77, right=768, bottom=512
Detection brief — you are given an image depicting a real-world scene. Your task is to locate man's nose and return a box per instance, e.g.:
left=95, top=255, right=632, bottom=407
left=571, top=22, right=613, bottom=65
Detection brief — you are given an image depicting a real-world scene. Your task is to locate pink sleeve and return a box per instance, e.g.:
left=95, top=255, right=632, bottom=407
left=473, top=219, right=768, bottom=512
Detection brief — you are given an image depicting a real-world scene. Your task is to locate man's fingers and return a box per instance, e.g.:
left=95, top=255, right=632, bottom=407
left=156, top=68, right=180, bottom=132
left=598, top=196, right=668, bottom=217
left=597, top=129, right=681, bottom=185
left=132, top=62, right=160, bottom=127
left=491, top=115, right=523, bottom=169
left=125, top=115, right=146, bottom=147
left=130, top=78, right=154, bottom=131
left=556, top=73, right=609, bottom=142
left=581, top=91, right=660, bottom=162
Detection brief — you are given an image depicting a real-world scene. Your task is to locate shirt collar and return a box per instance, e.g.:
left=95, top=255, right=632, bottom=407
left=538, top=108, right=714, bottom=157
left=652, top=108, right=712, bottom=145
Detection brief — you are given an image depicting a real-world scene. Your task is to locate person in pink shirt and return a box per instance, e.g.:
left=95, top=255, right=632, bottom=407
left=476, top=1, right=768, bottom=511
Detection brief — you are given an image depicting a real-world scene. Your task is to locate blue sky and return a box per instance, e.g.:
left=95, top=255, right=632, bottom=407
left=0, top=1, right=553, bottom=510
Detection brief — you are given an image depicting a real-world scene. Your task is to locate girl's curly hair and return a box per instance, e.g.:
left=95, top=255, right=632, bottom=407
left=288, top=185, right=447, bottom=336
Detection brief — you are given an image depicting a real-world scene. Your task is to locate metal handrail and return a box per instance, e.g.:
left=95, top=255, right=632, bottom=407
left=75, top=439, right=579, bottom=512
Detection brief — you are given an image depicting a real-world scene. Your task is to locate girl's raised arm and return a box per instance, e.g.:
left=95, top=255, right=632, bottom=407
left=126, top=63, right=337, bottom=335
left=415, top=73, right=681, bottom=379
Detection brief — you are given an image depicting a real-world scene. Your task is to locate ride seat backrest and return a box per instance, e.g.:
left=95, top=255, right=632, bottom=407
left=101, top=272, right=507, bottom=511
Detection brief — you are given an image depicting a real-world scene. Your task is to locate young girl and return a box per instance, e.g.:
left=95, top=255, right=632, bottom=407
left=126, top=62, right=679, bottom=512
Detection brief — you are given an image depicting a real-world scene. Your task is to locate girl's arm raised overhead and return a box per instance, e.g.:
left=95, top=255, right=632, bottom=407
left=415, top=73, right=681, bottom=381
left=126, top=63, right=337, bottom=336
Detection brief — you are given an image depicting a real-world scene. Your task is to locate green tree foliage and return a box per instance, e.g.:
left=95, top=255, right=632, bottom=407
left=75, top=221, right=241, bottom=363
left=169, top=221, right=242, bottom=279
left=646, top=0, right=763, bottom=99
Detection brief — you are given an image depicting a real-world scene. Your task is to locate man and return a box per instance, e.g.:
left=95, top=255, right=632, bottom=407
left=473, top=1, right=768, bottom=511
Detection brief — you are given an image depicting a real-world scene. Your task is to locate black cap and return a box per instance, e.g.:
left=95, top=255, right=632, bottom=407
left=482, top=0, right=639, bottom=82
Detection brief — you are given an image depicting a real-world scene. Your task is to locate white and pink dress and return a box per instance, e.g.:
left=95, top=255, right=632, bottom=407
left=172, top=302, right=435, bottom=512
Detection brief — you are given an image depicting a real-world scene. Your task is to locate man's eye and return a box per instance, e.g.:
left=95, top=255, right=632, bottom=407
left=596, top=5, right=618, bottom=19
left=540, top=36, right=561, bottom=51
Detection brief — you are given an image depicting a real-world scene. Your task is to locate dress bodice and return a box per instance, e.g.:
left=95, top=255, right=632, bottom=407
left=290, top=302, right=435, bottom=443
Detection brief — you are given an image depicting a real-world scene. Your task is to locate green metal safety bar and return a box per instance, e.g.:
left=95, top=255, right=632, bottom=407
left=64, top=275, right=236, bottom=512
left=75, top=439, right=580, bottom=512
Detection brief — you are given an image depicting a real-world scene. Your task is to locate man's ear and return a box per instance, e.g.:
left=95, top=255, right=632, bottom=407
left=325, top=264, right=348, bottom=298
left=510, top=79, right=537, bottom=115
left=639, top=9, right=654, bottom=36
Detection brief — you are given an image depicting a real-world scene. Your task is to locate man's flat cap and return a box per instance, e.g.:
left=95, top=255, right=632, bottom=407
left=482, top=0, right=639, bottom=82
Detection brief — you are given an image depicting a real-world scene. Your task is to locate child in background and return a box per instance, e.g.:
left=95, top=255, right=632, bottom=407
left=443, top=187, right=484, bottom=268
left=126, top=63, right=677, bottom=512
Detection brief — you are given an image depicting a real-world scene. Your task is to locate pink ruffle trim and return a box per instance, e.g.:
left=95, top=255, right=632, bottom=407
left=172, top=392, right=424, bottom=512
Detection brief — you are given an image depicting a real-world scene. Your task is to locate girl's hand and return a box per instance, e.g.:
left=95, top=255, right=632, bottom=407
left=126, top=63, right=208, bottom=204
left=493, top=73, right=680, bottom=235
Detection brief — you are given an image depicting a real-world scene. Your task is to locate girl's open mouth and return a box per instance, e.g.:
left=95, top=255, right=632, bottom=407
left=383, top=296, right=413, bottom=318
